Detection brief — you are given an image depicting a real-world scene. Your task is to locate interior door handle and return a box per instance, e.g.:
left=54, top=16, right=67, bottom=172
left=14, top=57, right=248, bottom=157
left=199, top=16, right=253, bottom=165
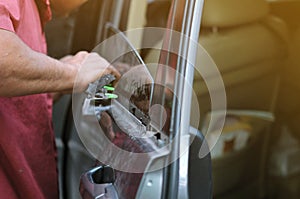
left=80, top=165, right=119, bottom=199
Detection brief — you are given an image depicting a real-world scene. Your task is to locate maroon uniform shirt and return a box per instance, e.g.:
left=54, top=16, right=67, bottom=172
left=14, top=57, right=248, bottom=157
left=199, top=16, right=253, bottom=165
left=0, top=0, right=59, bottom=198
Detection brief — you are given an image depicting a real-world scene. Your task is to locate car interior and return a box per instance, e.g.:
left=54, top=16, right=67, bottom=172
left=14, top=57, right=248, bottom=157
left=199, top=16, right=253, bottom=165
left=45, top=0, right=300, bottom=198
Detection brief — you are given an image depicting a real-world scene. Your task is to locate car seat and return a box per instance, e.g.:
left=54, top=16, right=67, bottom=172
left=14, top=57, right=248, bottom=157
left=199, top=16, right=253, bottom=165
left=144, top=0, right=289, bottom=198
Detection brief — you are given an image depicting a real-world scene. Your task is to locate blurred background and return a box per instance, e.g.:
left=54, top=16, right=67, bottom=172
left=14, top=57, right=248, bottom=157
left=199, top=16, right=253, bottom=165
left=45, top=0, right=300, bottom=198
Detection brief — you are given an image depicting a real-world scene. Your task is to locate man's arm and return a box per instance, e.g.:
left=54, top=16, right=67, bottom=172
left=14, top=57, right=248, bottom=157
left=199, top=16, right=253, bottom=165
left=0, top=29, right=119, bottom=97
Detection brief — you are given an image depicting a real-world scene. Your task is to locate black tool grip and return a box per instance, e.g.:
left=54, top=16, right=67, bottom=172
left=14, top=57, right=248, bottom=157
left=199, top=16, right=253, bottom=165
left=86, top=74, right=116, bottom=97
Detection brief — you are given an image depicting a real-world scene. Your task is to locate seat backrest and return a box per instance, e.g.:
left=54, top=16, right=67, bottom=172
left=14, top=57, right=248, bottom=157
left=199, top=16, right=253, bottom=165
left=202, top=0, right=269, bottom=27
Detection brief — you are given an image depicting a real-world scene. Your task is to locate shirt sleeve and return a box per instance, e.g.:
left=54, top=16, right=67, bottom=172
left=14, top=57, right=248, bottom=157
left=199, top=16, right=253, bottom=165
left=0, top=1, right=20, bottom=32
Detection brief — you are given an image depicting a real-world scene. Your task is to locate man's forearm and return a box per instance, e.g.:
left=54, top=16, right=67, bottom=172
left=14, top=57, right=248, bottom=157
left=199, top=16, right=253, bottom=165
left=0, top=29, right=77, bottom=97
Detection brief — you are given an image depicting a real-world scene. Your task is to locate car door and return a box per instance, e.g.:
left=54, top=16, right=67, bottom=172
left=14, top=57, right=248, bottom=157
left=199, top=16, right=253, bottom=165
left=48, top=0, right=212, bottom=198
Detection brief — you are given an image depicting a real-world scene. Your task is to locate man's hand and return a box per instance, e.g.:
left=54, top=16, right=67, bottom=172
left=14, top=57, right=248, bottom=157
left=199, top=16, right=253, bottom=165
left=68, top=52, right=120, bottom=93
left=51, top=52, right=121, bottom=102
left=0, top=29, right=120, bottom=97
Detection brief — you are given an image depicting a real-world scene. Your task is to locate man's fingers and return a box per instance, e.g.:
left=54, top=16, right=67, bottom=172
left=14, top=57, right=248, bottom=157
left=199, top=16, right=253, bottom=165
left=74, top=51, right=89, bottom=59
left=72, top=51, right=89, bottom=63
left=85, top=53, right=121, bottom=80
left=107, top=65, right=121, bottom=80
left=60, top=55, right=73, bottom=62
left=60, top=51, right=89, bottom=64
left=69, top=52, right=123, bottom=93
